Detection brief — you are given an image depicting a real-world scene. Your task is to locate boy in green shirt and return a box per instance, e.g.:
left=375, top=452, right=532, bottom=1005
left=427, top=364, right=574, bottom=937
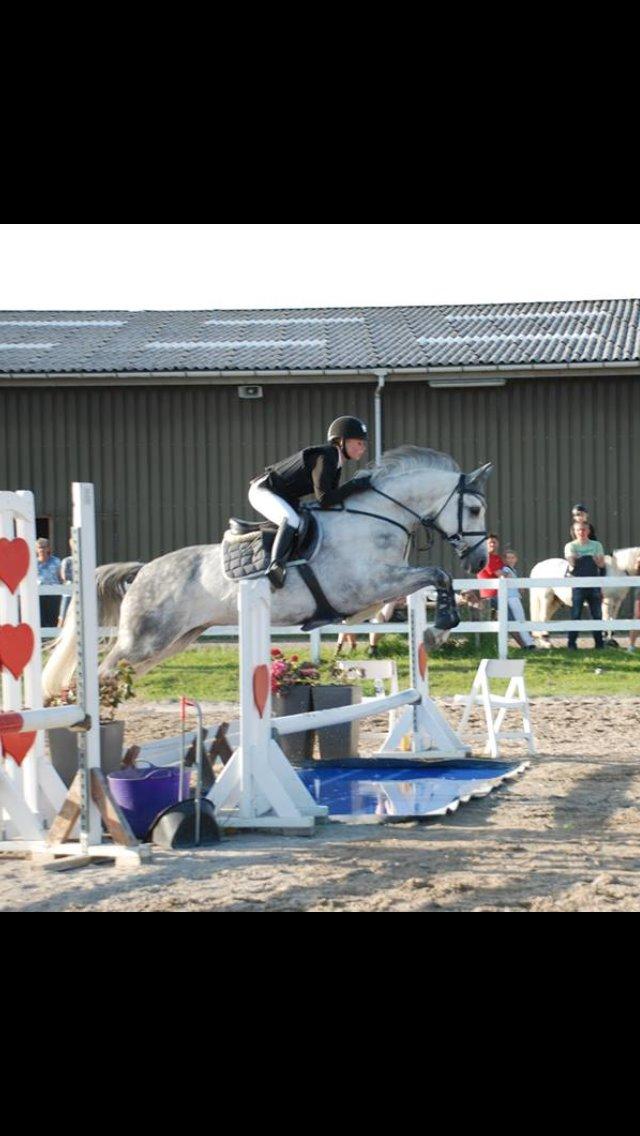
left=564, top=523, right=606, bottom=649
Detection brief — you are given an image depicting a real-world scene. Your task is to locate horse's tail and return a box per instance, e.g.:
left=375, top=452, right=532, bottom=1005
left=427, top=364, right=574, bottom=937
left=42, top=562, right=145, bottom=702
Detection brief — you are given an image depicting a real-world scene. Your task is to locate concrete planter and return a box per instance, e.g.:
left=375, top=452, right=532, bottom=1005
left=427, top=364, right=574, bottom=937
left=272, top=686, right=314, bottom=764
left=312, top=685, right=362, bottom=760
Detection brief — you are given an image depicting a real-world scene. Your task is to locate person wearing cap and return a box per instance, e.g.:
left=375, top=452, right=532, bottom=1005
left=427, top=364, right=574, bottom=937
left=564, top=520, right=606, bottom=650
left=35, top=537, right=62, bottom=628
left=571, top=504, right=596, bottom=541
left=249, top=416, right=373, bottom=588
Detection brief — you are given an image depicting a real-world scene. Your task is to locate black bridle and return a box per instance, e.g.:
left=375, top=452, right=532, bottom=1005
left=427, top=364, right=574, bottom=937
left=343, top=474, right=488, bottom=563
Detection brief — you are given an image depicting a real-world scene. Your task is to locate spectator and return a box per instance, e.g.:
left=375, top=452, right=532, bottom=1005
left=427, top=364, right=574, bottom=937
left=335, top=598, right=403, bottom=659
left=58, top=537, right=74, bottom=626
left=368, top=598, right=404, bottom=658
left=476, top=534, right=506, bottom=616
left=564, top=521, right=606, bottom=650
left=628, top=551, right=640, bottom=653
left=35, top=537, right=62, bottom=628
left=502, top=549, right=536, bottom=650
left=571, top=503, right=596, bottom=540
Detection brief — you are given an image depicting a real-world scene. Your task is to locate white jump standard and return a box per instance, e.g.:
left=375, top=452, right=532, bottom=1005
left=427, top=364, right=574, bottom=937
left=209, top=578, right=469, bottom=832
left=0, top=483, right=146, bottom=866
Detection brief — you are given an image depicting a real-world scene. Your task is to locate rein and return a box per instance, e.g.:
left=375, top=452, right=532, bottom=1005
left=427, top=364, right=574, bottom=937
left=341, top=475, right=488, bottom=562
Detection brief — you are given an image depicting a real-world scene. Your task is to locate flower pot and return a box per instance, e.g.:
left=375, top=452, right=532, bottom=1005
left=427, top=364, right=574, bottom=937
left=46, top=720, right=126, bottom=788
left=312, top=684, right=362, bottom=760
left=272, top=686, right=314, bottom=764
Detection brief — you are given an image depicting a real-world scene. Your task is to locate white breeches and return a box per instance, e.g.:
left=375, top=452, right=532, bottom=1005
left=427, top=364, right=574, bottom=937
left=249, top=479, right=301, bottom=530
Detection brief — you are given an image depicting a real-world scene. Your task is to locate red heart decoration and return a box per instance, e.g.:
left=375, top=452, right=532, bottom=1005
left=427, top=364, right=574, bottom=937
left=1, top=730, right=37, bottom=766
left=253, top=664, right=270, bottom=719
left=0, top=538, right=30, bottom=594
left=0, top=624, right=35, bottom=680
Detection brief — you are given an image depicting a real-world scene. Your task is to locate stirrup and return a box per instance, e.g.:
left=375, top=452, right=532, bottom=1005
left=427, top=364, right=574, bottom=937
left=267, top=561, right=287, bottom=589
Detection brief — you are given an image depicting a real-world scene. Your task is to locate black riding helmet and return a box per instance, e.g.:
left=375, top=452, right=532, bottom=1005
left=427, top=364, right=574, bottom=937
left=327, top=416, right=368, bottom=444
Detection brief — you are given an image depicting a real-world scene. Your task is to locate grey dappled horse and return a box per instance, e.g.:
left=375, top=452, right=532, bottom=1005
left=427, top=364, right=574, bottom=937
left=42, top=447, right=492, bottom=699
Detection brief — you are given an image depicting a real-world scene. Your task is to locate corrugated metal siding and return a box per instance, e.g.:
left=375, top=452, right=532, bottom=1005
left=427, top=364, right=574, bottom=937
left=0, top=383, right=373, bottom=562
left=384, top=377, right=640, bottom=574
left=1, top=376, right=638, bottom=576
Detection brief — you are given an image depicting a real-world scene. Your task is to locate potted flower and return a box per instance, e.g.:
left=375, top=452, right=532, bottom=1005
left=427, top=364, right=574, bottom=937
left=270, top=649, right=319, bottom=764
left=46, top=661, right=136, bottom=787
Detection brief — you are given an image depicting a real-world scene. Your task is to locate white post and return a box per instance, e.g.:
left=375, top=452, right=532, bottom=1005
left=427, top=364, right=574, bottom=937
left=72, top=483, right=102, bottom=849
left=498, top=577, right=509, bottom=660
left=0, top=500, right=24, bottom=838
left=237, top=577, right=272, bottom=819
left=408, top=589, right=429, bottom=752
left=15, top=492, right=45, bottom=818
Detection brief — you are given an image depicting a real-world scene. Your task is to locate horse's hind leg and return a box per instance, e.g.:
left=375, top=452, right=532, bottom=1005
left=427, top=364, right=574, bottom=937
left=99, top=621, right=214, bottom=680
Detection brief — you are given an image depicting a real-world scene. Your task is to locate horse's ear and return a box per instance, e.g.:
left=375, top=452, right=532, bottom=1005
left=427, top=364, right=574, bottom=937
left=467, top=462, right=493, bottom=492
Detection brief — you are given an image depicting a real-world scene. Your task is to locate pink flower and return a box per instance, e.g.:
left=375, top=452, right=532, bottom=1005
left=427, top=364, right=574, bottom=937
left=271, top=647, right=283, bottom=659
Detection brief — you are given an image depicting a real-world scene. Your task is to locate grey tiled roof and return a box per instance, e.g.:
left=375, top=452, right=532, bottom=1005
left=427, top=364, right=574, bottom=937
left=1, top=299, right=639, bottom=375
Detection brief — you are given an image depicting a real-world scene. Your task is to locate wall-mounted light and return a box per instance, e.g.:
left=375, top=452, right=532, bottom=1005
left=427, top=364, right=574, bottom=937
left=428, top=378, right=508, bottom=390
left=238, top=385, right=263, bottom=400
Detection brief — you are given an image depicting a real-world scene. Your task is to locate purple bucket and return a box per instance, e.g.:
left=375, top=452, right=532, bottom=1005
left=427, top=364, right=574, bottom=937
left=108, top=764, right=190, bottom=839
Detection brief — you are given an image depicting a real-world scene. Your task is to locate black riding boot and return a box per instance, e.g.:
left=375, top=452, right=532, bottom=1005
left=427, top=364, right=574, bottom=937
left=267, top=521, right=298, bottom=589
left=434, top=586, right=461, bottom=631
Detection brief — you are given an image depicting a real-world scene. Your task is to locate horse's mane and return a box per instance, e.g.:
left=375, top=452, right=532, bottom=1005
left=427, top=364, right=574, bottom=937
left=370, top=446, right=460, bottom=485
left=611, top=547, right=640, bottom=573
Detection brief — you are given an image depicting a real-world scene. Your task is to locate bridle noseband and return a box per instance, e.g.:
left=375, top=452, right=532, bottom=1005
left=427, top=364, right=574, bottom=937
left=421, top=474, right=489, bottom=563
left=343, top=474, right=488, bottom=563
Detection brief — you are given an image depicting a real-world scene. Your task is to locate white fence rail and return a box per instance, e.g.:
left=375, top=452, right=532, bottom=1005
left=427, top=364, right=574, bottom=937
left=40, top=576, right=640, bottom=661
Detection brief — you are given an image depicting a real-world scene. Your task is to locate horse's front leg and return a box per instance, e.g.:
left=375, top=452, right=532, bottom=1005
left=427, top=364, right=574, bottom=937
left=422, top=567, right=461, bottom=631
left=378, top=566, right=461, bottom=632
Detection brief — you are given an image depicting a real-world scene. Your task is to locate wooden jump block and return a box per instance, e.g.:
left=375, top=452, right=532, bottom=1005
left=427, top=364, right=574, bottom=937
left=47, top=769, right=138, bottom=848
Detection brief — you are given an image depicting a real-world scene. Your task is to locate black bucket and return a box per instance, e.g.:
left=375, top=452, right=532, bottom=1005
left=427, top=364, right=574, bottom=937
left=148, top=798, right=220, bottom=850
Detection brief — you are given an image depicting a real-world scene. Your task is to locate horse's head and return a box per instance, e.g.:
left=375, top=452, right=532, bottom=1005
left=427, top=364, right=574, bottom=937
left=368, top=448, right=492, bottom=572
left=427, top=462, right=493, bottom=572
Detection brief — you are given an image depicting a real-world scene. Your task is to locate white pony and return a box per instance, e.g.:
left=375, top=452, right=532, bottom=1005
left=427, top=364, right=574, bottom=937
left=530, top=547, right=640, bottom=645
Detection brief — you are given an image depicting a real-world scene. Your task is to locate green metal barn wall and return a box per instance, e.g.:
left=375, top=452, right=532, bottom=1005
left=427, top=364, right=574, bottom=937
left=0, top=383, right=370, bottom=562
left=0, top=377, right=638, bottom=574
left=384, top=378, right=640, bottom=574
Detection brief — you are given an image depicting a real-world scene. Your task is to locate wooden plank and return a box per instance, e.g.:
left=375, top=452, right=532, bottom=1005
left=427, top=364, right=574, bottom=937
left=33, top=854, right=93, bottom=873
left=46, top=772, right=82, bottom=845
left=89, top=770, right=138, bottom=848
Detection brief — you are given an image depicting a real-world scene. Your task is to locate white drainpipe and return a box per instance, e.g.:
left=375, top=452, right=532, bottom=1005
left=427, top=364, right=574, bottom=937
left=374, top=371, right=388, bottom=464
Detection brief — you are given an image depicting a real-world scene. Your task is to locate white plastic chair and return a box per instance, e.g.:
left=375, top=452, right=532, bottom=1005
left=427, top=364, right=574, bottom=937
left=454, top=659, right=536, bottom=758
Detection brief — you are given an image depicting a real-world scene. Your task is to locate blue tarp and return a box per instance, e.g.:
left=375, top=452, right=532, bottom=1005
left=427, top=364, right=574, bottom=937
left=297, top=758, right=526, bottom=822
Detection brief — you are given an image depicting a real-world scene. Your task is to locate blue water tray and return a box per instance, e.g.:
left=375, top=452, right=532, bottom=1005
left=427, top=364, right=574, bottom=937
left=296, top=758, right=526, bottom=822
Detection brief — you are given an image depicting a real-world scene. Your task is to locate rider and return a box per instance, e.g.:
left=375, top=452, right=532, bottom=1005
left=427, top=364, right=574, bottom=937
left=249, top=416, right=373, bottom=588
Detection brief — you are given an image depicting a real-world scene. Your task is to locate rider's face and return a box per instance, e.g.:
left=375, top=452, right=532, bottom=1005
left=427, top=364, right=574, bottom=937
left=344, top=438, right=367, bottom=461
